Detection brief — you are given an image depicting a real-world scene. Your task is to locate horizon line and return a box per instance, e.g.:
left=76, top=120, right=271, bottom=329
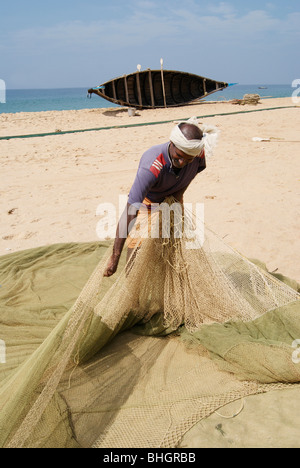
left=5, top=83, right=292, bottom=91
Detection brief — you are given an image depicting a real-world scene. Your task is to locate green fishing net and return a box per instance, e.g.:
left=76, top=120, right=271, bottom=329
left=0, top=199, right=299, bottom=448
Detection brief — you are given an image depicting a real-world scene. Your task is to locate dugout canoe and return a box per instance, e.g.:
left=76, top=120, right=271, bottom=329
left=88, top=70, right=228, bottom=109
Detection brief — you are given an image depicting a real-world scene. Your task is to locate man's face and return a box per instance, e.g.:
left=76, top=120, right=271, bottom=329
left=169, top=143, right=195, bottom=169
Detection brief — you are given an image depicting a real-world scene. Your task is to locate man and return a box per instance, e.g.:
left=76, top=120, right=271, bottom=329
left=104, top=118, right=207, bottom=277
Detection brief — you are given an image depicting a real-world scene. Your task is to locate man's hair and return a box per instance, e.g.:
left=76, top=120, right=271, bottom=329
left=179, top=123, right=203, bottom=141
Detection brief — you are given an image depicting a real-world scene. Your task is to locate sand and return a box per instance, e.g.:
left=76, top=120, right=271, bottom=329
left=0, top=96, right=299, bottom=282
left=0, top=96, right=300, bottom=448
left=180, top=387, right=300, bottom=448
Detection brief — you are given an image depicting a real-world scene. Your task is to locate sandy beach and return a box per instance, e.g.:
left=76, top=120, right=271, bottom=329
left=0, top=96, right=299, bottom=282
left=0, top=96, right=300, bottom=448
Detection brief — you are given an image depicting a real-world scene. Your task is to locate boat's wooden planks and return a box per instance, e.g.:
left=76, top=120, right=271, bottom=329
left=88, top=70, right=228, bottom=109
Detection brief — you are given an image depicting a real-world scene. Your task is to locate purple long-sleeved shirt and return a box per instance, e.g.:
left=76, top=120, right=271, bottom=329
left=128, top=142, right=206, bottom=206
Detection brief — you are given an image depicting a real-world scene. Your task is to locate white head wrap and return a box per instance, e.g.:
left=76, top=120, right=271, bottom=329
left=170, top=117, right=219, bottom=159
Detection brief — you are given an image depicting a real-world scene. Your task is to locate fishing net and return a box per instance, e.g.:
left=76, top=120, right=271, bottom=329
left=0, top=197, right=299, bottom=448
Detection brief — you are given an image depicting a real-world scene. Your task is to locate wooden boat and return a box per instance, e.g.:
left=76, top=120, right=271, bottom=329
left=88, top=69, right=228, bottom=109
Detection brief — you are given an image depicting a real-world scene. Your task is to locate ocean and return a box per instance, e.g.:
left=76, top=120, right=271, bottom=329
left=0, top=84, right=294, bottom=114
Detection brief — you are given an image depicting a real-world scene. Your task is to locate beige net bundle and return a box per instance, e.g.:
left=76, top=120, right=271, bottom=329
left=132, top=198, right=298, bottom=330
left=231, top=94, right=261, bottom=105
left=0, top=197, right=299, bottom=448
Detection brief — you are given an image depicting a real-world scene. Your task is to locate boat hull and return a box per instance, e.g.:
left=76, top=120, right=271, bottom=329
left=88, top=70, right=228, bottom=109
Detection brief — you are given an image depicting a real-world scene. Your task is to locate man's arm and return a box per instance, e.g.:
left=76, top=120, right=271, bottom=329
left=103, top=203, right=138, bottom=277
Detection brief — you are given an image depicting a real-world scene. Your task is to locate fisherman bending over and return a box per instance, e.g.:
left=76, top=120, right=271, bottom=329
left=104, top=118, right=217, bottom=277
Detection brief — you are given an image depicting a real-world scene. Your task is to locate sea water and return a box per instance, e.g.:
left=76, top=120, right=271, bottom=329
left=0, top=84, right=295, bottom=115
left=0, top=88, right=117, bottom=114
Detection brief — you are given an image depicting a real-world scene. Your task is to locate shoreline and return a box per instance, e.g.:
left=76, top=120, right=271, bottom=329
left=0, top=97, right=296, bottom=136
left=0, top=97, right=299, bottom=282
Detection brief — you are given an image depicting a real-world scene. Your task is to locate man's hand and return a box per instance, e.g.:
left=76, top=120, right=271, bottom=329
left=103, top=203, right=138, bottom=277
left=103, top=253, right=120, bottom=277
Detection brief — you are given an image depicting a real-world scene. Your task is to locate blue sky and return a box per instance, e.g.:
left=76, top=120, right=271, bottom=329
left=1, top=0, right=299, bottom=88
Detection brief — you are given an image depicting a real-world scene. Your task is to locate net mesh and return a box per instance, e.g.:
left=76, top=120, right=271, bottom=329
left=0, top=197, right=299, bottom=448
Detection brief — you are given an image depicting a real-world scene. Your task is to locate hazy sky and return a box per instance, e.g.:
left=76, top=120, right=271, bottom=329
left=1, top=0, right=299, bottom=89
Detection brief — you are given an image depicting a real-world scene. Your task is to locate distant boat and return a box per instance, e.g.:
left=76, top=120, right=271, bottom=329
left=258, top=86, right=268, bottom=89
left=88, top=69, right=229, bottom=109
